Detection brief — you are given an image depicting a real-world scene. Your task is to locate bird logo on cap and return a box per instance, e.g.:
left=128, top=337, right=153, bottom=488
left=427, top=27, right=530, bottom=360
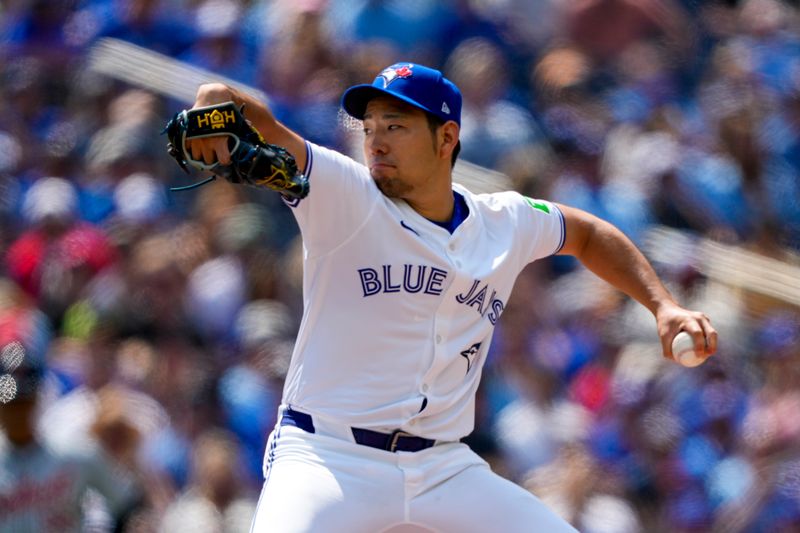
left=379, top=64, right=413, bottom=88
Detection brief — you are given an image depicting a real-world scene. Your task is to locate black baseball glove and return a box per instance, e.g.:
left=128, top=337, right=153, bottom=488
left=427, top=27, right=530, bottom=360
left=163, top=101, right=309, bottom=198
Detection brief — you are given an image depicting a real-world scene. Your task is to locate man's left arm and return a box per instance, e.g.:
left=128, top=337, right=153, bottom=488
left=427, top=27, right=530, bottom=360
left=555, top=203, right=718, bottom=361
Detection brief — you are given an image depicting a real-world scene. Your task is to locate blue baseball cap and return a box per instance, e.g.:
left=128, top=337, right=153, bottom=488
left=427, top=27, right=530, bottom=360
left=342, top=63, right=462, bottom=126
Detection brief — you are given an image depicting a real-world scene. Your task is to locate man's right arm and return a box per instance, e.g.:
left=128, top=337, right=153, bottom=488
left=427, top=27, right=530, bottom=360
left=556, top=203, right=718, bottom=360
left=187, top=83, right=308, bottom=171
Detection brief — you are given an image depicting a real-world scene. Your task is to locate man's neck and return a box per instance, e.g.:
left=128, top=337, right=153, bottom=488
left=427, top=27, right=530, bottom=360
left=405, top=179, right=455, bottom=223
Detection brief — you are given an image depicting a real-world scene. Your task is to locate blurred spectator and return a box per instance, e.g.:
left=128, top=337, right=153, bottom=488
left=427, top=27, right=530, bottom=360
left=344, top=0, right=457, bottom=64
left=0, top=298, right=143, bottom=532
left=257, top=1, right=348, bottom=149
left=220, top=299, right=295, bottom=478
left=0, top=382, right=143, bottom=532
left=0, top=0, right=76, bottom=59
left=563, top=0, right=696, bottom=66
left=159, top=429, right=257, bottom=533
left=84, top=89, right=165, bottom=183
left=179, top=0, right=255, bottom=86
left=66, top=0, right=196, bottom=55
left=438, top=0, right=514, bottom=63
left=5, top=178, right=116, bottom=324
left=445, top=37, right=547, bottom=171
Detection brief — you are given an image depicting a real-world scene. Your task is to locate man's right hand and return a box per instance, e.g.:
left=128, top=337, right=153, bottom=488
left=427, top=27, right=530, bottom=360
left=178, top=82, right=308, bottom=176
left=185, top=83, right=236, bottom=166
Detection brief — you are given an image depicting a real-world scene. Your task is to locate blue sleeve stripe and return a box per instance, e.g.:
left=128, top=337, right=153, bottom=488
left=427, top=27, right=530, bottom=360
left=553, top=203, right=566, bottom=255
left=303, top=140, right=313, bottom=178
left=282, top=141, right=313, bottom=208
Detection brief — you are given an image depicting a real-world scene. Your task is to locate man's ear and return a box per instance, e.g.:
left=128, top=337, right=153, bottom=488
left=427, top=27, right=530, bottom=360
left=440, top=121, right=460, bottom=159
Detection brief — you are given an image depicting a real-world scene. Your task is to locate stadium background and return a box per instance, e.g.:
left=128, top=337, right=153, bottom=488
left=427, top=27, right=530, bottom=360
left=1, top=0, right=800, bottom=531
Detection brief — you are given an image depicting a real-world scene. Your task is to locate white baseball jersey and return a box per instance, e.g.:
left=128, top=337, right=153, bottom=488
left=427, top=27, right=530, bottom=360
left=281, top=142, right=565, bottom=442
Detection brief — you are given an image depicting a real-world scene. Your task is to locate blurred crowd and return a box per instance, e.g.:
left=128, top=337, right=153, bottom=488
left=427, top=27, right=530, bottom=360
left=1, top=0, right=800, bottom=531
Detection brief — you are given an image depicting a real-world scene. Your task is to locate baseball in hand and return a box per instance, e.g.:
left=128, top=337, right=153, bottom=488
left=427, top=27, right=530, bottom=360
left=671, top=331, right=707, bottom=367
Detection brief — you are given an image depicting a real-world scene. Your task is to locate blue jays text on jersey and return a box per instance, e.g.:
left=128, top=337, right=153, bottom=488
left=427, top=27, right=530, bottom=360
left=357, top=264, right=505, bottom=324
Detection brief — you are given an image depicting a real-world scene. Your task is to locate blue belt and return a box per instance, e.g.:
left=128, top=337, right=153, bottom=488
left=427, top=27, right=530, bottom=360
left=281, top=407, right=436, bottom=453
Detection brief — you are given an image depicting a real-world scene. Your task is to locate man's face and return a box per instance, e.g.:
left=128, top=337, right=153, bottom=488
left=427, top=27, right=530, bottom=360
left=362, top=96, right=441, bottom=200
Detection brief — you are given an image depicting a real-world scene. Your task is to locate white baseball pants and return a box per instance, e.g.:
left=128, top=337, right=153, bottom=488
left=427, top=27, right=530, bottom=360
left=249, top=423, right=577, bottom=532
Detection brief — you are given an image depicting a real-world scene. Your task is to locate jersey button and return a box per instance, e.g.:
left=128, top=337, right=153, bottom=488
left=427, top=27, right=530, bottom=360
left=435, top=335, right=442, bottom=344
left=422, top=384, right=429, bottom=392
left=448, top=243, right=456, bottom=251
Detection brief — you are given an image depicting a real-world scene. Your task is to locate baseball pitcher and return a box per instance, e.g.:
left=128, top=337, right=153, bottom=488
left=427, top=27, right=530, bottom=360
left=164, top=62, right=718, bottom=532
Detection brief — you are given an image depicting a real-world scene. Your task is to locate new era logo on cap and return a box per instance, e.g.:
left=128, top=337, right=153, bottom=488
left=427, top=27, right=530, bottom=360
left=341, top=62, right=462, bottom=126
